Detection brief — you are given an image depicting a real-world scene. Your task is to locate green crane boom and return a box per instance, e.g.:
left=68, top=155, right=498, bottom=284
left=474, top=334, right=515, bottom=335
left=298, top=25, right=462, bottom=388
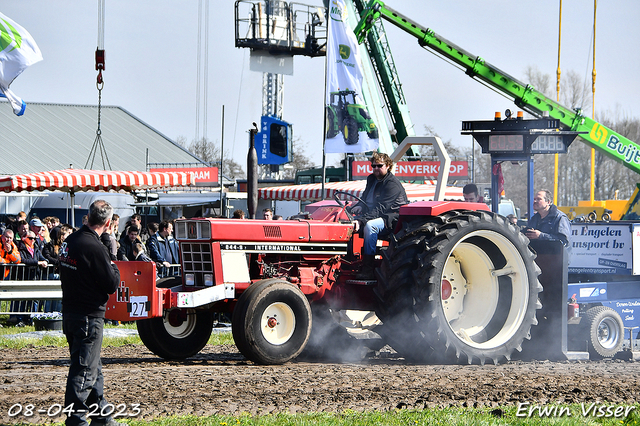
left=354, top=0, right=640, bottom=175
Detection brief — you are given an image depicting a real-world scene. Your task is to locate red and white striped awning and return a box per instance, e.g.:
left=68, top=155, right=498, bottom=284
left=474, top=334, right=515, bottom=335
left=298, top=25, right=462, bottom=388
left=0, top=168, right=194, bottom=193
left=259, top=181, right=464, bottom=202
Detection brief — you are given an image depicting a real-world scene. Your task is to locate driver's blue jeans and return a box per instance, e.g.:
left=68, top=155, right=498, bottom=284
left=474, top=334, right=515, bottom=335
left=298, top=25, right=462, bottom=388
left=363, top=218, right=385, bottom=255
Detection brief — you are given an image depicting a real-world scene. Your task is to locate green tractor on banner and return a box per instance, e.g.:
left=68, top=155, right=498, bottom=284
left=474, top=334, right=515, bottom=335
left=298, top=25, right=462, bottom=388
left=326, top=90, right=378, bottom=145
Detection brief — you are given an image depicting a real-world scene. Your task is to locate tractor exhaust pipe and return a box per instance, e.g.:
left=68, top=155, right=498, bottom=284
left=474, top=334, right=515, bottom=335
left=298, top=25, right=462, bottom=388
left=247, top=122, right=259, bottom=219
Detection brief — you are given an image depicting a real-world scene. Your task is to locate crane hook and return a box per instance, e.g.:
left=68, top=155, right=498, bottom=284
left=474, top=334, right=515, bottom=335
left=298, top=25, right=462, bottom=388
left=95, top=49, right=105, bottom=87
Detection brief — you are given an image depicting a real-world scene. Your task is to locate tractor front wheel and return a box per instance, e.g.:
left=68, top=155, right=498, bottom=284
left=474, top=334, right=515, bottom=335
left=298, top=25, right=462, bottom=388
left=343, top=117, right=359, bottom=145
left=137, top=308, right=214, bottom=360
left=232, top=279, right=312, bottom=364
left=137, top=276, right=214, bottom=360
left=376, top=210, right=542, bottom=365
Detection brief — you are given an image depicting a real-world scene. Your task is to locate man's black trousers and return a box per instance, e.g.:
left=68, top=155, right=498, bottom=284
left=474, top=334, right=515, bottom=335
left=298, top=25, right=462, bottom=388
left=63, top=313, right=111, bottom=426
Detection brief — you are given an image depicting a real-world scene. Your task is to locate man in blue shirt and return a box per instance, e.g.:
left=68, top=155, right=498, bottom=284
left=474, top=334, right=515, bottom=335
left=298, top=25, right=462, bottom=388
left=146, top=220, right=179, bottom=277
left=526, top=189, right=571, bottom=249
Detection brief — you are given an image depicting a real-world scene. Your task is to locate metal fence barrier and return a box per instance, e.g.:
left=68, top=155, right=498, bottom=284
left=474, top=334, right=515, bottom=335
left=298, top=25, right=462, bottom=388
left=0, top=264, right=61, bottom=317
left=0, top=263, right=181, bottom=317
left=157, top=264, right=181, bottom=279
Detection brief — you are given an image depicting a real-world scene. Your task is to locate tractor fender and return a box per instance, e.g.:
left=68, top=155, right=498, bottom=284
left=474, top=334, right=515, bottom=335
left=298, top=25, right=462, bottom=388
left=395, top=200, right=491, bottom=232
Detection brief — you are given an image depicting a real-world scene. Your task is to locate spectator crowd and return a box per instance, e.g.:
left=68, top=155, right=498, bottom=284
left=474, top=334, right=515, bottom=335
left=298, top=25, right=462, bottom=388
left=2, top=212, right=182, bottom=326
left=3, top=206, right=289, bottom=326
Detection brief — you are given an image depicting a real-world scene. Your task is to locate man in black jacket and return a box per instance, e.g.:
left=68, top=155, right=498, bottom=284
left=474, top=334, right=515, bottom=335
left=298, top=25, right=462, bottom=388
left=59, top=200, right=123, bottom=426
left=116, top=225, right=140, bottom=261
left=351, top=152, right=408, bottom=279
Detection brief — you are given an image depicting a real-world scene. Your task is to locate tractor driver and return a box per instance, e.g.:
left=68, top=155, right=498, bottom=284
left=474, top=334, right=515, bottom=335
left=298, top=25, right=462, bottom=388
left=351, top=152, right=408, bottom=280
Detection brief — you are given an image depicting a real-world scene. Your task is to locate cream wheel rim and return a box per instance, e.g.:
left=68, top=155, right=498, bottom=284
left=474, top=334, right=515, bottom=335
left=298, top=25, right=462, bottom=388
left=261, top=302, right=296, bottom=345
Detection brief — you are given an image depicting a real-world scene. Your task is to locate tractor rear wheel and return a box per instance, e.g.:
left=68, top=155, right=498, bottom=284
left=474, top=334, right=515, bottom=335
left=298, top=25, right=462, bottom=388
left=137, top=276, right=214, bottom=360
left=581, top=306, right=624, bottom=359
left=376, top=210, right=542, bottom=365
left=343, top=117, right=359, bottom=145
left=232, top=279, right=312, bottom=364
left=325, top=107, right=338, bottom=138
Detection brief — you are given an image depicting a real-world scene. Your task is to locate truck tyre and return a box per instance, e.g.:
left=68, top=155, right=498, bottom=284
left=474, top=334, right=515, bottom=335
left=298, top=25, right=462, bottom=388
left=581, top=306, right=624, bottom=359
left=325, top=107, right=339, bottom=138
left=232, top=279, right=312, bottom=364
left=137, top=276, right=214, bottom=360
left=376, top=210, right=542, bottom=365
left=343, top=117, right=359, bottom=145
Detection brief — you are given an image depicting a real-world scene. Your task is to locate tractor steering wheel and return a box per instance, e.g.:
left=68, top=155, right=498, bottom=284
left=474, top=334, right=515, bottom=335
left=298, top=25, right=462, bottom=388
left=333, top=190, right=369, bottom=222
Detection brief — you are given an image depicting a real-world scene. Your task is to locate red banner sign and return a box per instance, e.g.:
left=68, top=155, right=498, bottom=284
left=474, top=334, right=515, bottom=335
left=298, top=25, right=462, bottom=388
left=352, top=161, right=468, bottom=180
left=150, top=167, right=218, bottom=186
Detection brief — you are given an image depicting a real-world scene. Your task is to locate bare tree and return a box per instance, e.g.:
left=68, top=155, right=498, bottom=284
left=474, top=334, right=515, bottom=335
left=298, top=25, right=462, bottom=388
left=560, top=70, right=591, bottom=112
left=591, top=108, right=640, bottom=201
left=525, top=66, right=590, bottom=210
left=282, top=138, right=316, bottom=179
left=524, top=66, right=553, bottom=98
left=223, top=157, right=246, bottom=179
left=256, top=137, right=316, bottom=179
left=186, top=137, right=246, bottom=179
left=187, top=137, right=217, bottom=163
left=175, top=135, right=188, bottom=148
left=420, top=125, right=468, bottom=158
left=518, top=67, right=640, bottom=214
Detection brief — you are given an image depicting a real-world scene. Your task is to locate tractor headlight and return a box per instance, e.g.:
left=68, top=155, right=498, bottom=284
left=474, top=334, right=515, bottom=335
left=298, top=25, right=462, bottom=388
left=204, top=274, right=214, bottom=287
left=185, top=273, right=195, bottom=286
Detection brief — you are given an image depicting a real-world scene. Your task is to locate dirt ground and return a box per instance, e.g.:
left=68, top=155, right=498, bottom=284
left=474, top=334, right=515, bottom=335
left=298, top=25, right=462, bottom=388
left=1, top=343, right=639, bottom=424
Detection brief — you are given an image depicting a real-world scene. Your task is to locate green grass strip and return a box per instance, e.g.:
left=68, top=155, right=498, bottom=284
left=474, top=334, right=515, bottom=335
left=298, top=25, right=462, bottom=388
left=10, top=405, right=640, bottom=426
left=0, top=322, right=233, bottom=348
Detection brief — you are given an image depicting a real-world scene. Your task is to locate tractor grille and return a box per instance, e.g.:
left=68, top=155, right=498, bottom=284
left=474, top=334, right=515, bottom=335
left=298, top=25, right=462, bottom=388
left=180, top=242, right=213, bottom=287
left=263, top=225, right=282, bottom=238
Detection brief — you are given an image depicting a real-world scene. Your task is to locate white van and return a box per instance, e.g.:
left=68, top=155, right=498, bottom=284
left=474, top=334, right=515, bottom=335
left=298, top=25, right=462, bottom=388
left=28, top=191, right=135, bottom=232
left=498, top=198, right=521, bottom=221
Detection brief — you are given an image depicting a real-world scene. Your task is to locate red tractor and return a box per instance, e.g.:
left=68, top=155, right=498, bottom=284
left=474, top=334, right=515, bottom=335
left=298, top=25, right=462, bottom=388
left=108, top=186, right=542, bottom=365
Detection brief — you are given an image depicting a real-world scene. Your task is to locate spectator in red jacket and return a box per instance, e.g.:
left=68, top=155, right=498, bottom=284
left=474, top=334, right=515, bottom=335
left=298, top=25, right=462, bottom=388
left=0, top=229, right=21, bottom=276
left=2, top=229, right=23, bottom=324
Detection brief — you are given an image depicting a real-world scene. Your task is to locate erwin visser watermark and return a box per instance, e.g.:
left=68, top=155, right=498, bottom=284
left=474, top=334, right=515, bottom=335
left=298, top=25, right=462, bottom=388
left=516, top=402, right=636, bottom=418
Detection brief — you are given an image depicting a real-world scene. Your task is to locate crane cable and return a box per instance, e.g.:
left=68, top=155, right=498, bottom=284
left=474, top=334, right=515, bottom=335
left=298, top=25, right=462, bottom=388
left=85, top=0, right=112, bottom=170
left=195, top=0, right=202, bottom=142
left=590, top=0, right=597, bottom=203
left=195, top=0, right=210, bottom=144
left=553, top=0, right=562, bottom=206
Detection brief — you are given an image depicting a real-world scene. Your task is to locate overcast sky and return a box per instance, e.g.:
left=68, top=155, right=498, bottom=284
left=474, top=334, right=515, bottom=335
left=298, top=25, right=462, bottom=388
left=3, top=1, right=639, bottom=172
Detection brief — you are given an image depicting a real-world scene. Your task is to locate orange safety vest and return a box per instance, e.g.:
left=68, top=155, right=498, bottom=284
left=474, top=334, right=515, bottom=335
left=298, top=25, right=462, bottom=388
left=0, top=241, right=21, bottom=278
